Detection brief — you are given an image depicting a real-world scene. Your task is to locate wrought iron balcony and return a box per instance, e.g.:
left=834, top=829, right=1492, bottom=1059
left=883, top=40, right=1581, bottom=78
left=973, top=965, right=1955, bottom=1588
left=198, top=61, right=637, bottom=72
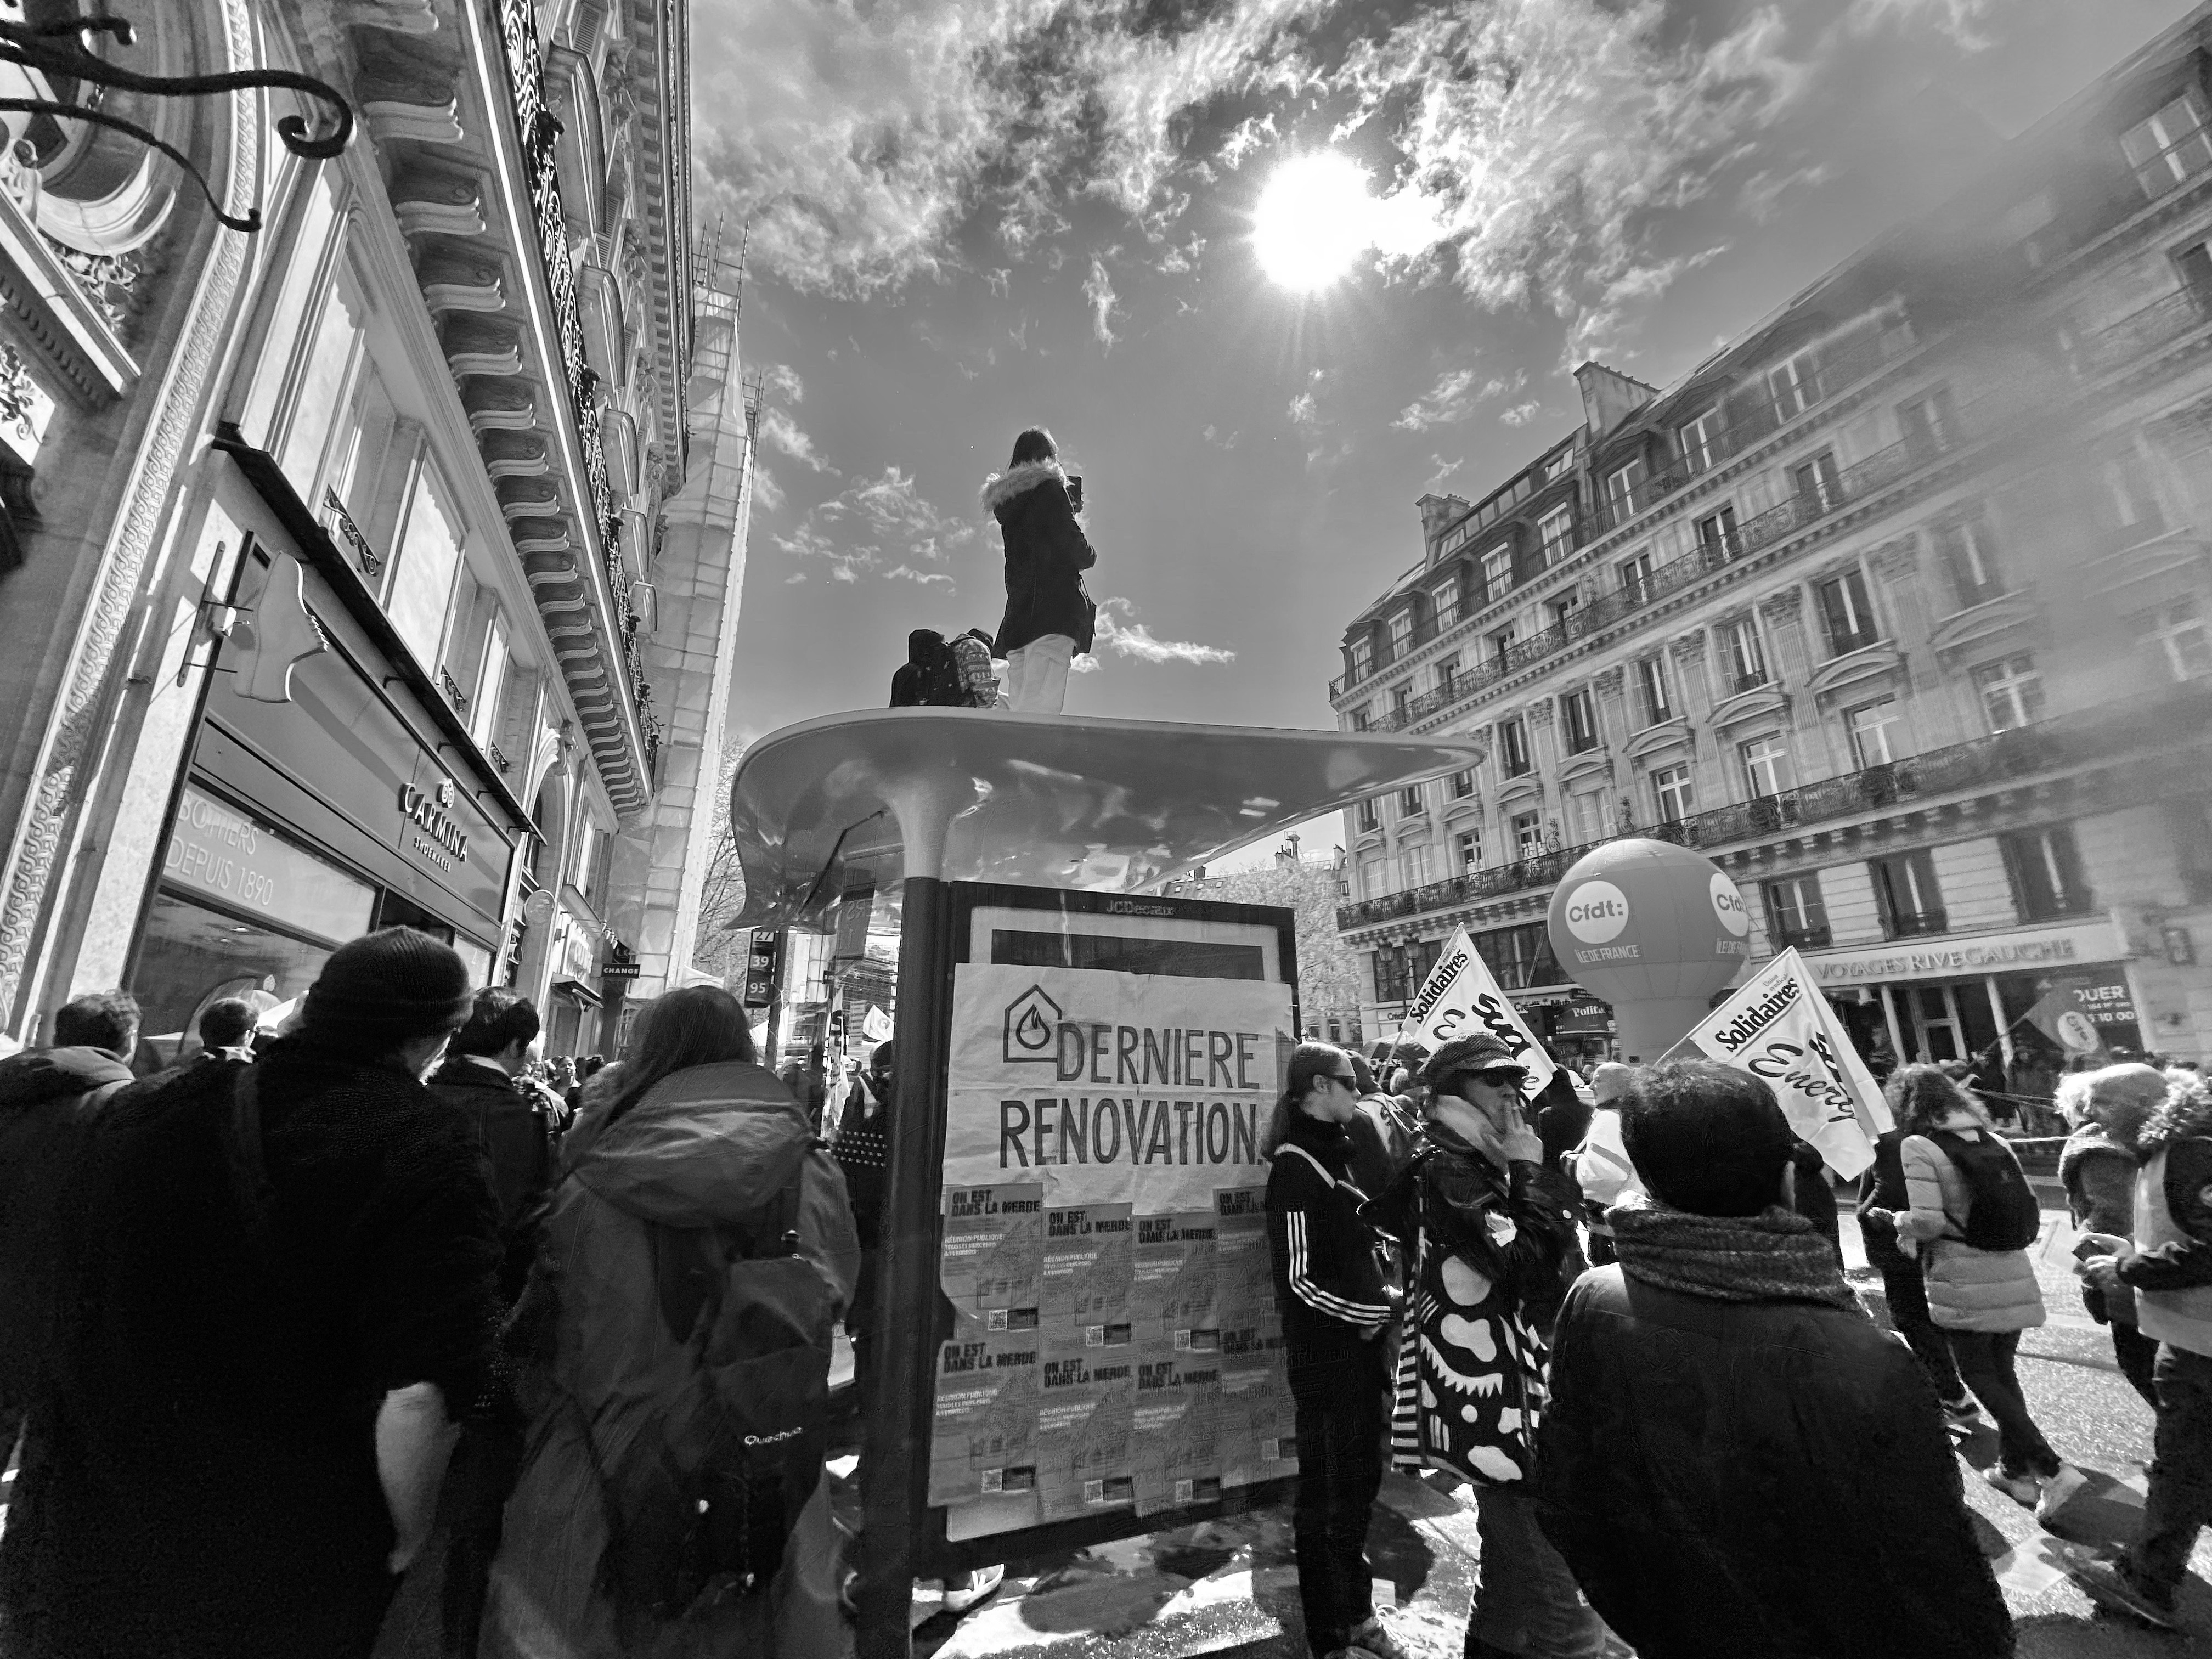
left=2073, top=286, right=2211, bottom=376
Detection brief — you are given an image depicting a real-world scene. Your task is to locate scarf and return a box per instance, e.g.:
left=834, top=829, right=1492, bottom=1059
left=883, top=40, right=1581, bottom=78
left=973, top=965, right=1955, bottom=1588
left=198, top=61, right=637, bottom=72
left=1610, top=1194, right=1859, bottom=1311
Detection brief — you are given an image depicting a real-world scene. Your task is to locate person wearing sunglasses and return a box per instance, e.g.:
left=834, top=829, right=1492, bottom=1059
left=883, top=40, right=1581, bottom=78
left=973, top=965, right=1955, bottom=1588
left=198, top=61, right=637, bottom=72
left=1263, top=1042, right=1408, bottom=1659
left=1367, top=1034, right=1610, bottom=1659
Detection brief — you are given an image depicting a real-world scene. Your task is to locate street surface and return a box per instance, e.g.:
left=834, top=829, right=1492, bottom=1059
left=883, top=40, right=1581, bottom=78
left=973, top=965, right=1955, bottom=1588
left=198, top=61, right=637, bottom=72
left=0, top=1188, right=2193, bottom=1656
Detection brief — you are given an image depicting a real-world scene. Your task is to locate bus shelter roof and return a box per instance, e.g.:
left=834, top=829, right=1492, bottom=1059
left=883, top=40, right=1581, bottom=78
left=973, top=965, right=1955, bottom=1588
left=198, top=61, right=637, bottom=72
left=728, top=709, right=1485, bottom=932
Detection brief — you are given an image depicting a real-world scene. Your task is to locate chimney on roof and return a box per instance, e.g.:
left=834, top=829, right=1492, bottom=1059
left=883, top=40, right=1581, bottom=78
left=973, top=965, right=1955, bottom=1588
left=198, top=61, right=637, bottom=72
left=1572, top=362, right=1658, bottom=441
left=1416, top=492, right=1470, bottom=545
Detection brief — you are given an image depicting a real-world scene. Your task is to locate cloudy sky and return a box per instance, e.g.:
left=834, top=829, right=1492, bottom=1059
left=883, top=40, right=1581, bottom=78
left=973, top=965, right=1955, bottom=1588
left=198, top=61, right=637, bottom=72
left=694, top=0, right=2195, bottom=780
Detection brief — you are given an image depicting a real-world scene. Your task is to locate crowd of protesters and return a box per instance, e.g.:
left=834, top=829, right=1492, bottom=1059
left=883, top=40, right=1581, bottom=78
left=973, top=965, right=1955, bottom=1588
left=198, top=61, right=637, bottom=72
left=4, top=923, right=2211, bottom=1658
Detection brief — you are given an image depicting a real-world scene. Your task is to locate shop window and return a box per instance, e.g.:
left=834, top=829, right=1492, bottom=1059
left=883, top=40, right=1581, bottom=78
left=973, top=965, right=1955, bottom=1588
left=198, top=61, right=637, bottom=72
left=1762, top=874, right=1832, bottom=949
left=1740, top=732, right=1793, bottom=799
left=1499, top=716, right=1532, bottom=777
left=2000, top=825, right=2094, bottom=921
left=1815, top=567, right=1880, bottom=654
left=132, top=892, right=339, bottom=1067
left=1934, top=513, right=2005, bottom=609
left=2122, top=92, right=2212, bottom=199
left=1562, top=687, right=1599, bottom=753
left=1511, top=810, right=1544, bottom=859
left=1973, top=654, right=2045, bottom=732
left=1634, top=655, right=1673, bottom=726
left=1652, top=764, right=1695, bottom=823
left=1538, top=507, right=1576, bottom=566
left=2129, top=595, right=2212, bottom=681
left=1696, top=504, right=1740, bottom=563
left=1870, top=849, right=1946, bottom=938
left=1722, top=616, right=1768, bottom=691
left=1846, top=698, right=1905, bottom=769
left=386, top=459, right=466, bottom=674
left=1482, top=545, right=1514, bottom=602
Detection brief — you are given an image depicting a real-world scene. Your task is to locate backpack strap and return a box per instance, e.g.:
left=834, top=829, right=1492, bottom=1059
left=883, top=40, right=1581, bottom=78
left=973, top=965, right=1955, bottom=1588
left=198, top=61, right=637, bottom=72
left=652, top=1165, right=810, bottom=1343
left=1275, top=1142, right=1337, bottom=1189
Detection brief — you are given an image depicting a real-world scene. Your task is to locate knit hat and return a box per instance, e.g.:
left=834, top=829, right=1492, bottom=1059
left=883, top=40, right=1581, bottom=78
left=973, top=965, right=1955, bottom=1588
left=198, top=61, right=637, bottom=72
left=301, top=927, right=476, bottom=1045
left=1422, top=1033, right=1528, bottom=1090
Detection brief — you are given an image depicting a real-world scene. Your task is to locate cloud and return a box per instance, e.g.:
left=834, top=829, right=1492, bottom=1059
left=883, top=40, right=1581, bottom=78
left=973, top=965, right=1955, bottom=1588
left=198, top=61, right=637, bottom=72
left=751, top=464, right=786, bottom=513
left=1393, top=368, right=1526, bottom=432
left=1083, top=256, right=1120, bottom=351
left=1423, top=454, right=1465, bottom=492
left=1286, top=391, right=1317, bottom=426
left=885, top=564, right=957, bottom=588
left=760, top=407, right=838, bottom=473
left=764, top=363, right=805, bottom=404
left=1499, top=401, right=1543, bottom=426
left=774, top=465, right=977, bottom=584
left=1070, top=653, right=1102, bottom=674
left=985, top=267, right=1011, bottom=297
left=1093, top=596, right=1235, bottom=667
left=1202, top=424, right=1240, bottom=449
left=1736, top=162, right=1834, bottom=224
left=785, top=571, right=808, bottom=583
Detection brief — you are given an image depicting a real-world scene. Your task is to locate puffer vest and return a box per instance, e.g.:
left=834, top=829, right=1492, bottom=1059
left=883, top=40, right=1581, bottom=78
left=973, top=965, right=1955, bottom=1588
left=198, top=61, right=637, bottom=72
left=2135, top=1147, right=2212, bottom=1358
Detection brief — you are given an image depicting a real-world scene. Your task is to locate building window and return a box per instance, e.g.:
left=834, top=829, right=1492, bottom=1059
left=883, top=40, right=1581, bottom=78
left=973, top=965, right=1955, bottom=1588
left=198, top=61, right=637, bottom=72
left=2122, top=93, right=2212, bottom=199
left=1897, top=386, right=1957, bottom=456
left=1499, top=716, right=1532, bottom=776
left=1790, top=451, right=1842, bottom=514
left=1391, top=684, right=1410, bottom=725
left=1482, top=545, right=1514, bottom=601
left=1567, top=788, right=1609, bottom=844
left=2102, top=450, right=2168, bottom=540
left=1680, top=409, right=1722, bottom=473
left=1390, top=610, right=1415, bottom=659
left=1762, top=874, right=1832, bottom=949
left=1973, top=654, right=2045, bottom=732
left=387, top=460, right=467, bottom=673
left=1815, top=567, right=1880, bottom=654
left=1510, top=810, right=1544, bottom=859
left=1870, top=849, right=1946, bottom=938
left=1400, top=783, right=1424, bottom=817
left=1562, top=687, right=1600, bottom=753
left=1620, top=550, right=1655, bottom=604
left=1696, top=504, right=1740, bottom=563
left=1432, top=583, right=1460, bottom=631
left=1635, top=655, right=1674, bottom=726
left=1457, top=828, right=1482, bottom=867
left=2000, top=825, right=2094, bottom=921
left=1846, top=698, right=1904, bottom=769
left=1399, top=845, right=1431, bottom=890
left=1769, top=351, right=1816, bottom=421
left=1491, top=627, right=1517, bottom=673
left=1436, top=655, right=1460, bottom=698
left=1605, top=459, right=1646, bottom=521
left=1450, top=768, right=1476, bottom=799
left=1538, top=507, right=1576, bottom=566
left=1549, top=591, right=1582, bottom=635
left=1722, top=616, right=1769, bottom=691
left=1441, top=523, right=1469, bottom=556
left=1652, top=763, right=1695, bottom=823
left=1476, top=920, right=1560, bottom=992
left=1935, top=513, right=2005, bottom=607
left=1356, top=799, right=1379, bottom=834
left=1373, top=945, right=1412, bottom=1004
left=2166, top=799, right=2212, bottom=903
left=2130, top=595, right=2212, bottom=680
left=1350, top=636, right=1373, bottom=679
left=469, top=607, right=509, bottom=750
left=1740, top=732, right=1793, bottom=799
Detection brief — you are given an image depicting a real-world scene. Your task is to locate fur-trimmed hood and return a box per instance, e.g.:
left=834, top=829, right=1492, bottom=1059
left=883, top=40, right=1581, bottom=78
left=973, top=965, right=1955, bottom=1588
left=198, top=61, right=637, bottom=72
left=980, top=459, right=1067, bottom=515
left=2137, top=1069, right=2212, bottom=1156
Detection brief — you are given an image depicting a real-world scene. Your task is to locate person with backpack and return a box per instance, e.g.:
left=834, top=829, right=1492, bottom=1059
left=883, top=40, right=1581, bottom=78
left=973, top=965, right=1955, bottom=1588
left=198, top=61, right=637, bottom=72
left=482, top=986, right=859, bottom=1659
left=1869, top=1063, right=2086, bottom=1520
left=0, top=930, right=500, bottom=1658
left=1263, top=1043, right=1406, bottom=1659
left=981, top=427, right=1096, bottom=715
left=1366, top=1035, right=1607, bottom=1659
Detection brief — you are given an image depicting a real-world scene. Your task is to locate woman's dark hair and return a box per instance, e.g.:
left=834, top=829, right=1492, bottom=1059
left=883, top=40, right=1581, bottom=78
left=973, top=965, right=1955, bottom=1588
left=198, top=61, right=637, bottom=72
left=1263, top=1041, right=1350, bottom=1156
left=1009, top=427, right=1058, bottom=467
left=603, top=985, right=757, bottom=1128
left=451, top=987, right=541, bottom=1058
left=1887, top=1062, right=1979, bottom=1138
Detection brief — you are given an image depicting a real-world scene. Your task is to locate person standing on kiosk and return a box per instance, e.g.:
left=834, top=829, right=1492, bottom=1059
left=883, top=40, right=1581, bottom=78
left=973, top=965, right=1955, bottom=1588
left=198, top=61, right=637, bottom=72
left=1265, top=1042, right=1407, bottom=1659
left=981, top=427, right=1096, bottom=715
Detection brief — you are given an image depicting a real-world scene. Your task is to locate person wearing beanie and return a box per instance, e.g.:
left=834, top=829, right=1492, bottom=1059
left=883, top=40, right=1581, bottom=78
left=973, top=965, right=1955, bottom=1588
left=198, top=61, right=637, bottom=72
left=1, top=927, right=502, bottom=1658
left=1365, top=1034, right=1605, bottom=1659
left=2055, top=1062, right=2170, bottom=1407
left=1535, top=1060, right=2015, bottom=1659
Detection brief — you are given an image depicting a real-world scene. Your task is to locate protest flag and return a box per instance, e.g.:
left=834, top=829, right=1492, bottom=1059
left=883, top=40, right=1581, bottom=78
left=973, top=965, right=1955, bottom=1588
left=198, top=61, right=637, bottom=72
left=861, top=1003, right=893, bottom=1044
left=1396, top=926, right=1558, bottom=1099
left=1677, top=947, right=1892, bottom=1180
left=2021, top=983, right=2106, bottom=1058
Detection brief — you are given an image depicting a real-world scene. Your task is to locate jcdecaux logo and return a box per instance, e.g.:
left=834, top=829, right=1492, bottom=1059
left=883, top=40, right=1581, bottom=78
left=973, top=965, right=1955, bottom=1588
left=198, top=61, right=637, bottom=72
left=1561, top=880, right=1630, bottom=944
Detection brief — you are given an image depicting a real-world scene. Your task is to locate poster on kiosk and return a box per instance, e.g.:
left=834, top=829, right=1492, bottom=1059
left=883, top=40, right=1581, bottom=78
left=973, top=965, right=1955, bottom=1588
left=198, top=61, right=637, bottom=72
left=928, top=883, right=1302, bottom=1550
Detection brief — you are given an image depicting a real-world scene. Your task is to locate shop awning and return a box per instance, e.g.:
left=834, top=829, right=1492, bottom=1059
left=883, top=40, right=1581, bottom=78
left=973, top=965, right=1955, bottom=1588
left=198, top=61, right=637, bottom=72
left=551, top=977, right=603, bottom=1008
left=729, top=709, right=1485, bottom=932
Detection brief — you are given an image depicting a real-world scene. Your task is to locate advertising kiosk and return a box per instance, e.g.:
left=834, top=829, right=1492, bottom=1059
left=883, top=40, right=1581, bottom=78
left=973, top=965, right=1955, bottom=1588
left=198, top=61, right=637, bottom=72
left=729, top=709, right=1482, bottom=1659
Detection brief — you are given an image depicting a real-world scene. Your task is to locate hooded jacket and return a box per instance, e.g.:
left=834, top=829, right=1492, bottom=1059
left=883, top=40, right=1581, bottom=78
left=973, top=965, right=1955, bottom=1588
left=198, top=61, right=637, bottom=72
left=484, top=1059, right=859, bottom=1659
left=983, top=460, right=1097, bottom=655
left=427, top=1054, right=558, bottom=1305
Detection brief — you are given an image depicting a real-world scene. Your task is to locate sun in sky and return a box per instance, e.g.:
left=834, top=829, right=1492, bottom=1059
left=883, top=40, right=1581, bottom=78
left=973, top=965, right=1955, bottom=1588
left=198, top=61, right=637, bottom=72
left=1252, top=152, right=1378, bottom=292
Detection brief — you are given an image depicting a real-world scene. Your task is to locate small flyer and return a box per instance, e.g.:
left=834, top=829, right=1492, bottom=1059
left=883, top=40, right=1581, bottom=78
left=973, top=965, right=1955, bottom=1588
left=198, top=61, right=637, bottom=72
left=1219, top=1364, right=1300, bottom=1487
left=1211, top=1185, right=1273, bottom=1323
left=1130, top=1210, right=1219, bottom=1354
left=1041, top=1201, right=1135, bottom=1342
left=1033, top=1350, right=1138, bottom=1522
left=941, top=1181, right=1046, bottom=1339
left=1131, top=1351, right=1224, bottom=1515
left=928, top=1332, right=1042, bottom=1507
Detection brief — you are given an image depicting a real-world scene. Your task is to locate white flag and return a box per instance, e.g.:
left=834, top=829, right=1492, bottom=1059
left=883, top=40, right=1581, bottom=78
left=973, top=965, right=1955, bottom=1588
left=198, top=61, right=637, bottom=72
left=1678, top=947, right=1892, bottom=1180
left=1397, top=926, right=1557, bottom=1099
left=861, top=1004, right=893, bottom=1043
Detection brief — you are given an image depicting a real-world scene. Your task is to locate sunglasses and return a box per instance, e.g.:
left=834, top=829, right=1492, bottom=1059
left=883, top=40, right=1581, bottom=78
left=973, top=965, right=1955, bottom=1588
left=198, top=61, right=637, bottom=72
left=1449, top=1069, right=1528, bottom=1092
left=1328, top=1071, right=1358, bottom=1087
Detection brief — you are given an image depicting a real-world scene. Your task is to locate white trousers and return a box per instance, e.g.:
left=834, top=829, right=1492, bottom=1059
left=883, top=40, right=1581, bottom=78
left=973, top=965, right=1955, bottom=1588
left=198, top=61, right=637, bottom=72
left=1003, top=634, right=1074, bottom=714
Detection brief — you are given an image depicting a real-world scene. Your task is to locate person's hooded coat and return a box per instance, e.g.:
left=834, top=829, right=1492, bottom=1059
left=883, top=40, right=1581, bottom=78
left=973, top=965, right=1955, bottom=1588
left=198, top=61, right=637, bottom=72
left=982, top=460, right=1096, bottom=656
left=426, top=1054, right=558, bottom=1305
left=483, top=1059, right=860, bottom=1659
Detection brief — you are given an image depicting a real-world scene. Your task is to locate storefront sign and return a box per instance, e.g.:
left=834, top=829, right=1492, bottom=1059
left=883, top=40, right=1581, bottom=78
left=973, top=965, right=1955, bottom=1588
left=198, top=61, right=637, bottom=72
left=2064, top=970, right=2139, bottom=1030
left=1553, top=997, right=1613, bottom=1034
left=1798, top=918, right=2124, bottom=986
left=164, top=783, right=374, bottom=945
left=398, top=778, right=470, bottom=870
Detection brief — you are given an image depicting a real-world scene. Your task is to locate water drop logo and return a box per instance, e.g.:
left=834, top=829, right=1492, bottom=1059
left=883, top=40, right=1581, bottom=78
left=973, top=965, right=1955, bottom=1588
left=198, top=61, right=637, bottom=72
left=1561, top=880, right=1630, bottom=945
left=1003, top=985, right=1064, bottom=1064
left=1710, top=873, right=1750, bottom=938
